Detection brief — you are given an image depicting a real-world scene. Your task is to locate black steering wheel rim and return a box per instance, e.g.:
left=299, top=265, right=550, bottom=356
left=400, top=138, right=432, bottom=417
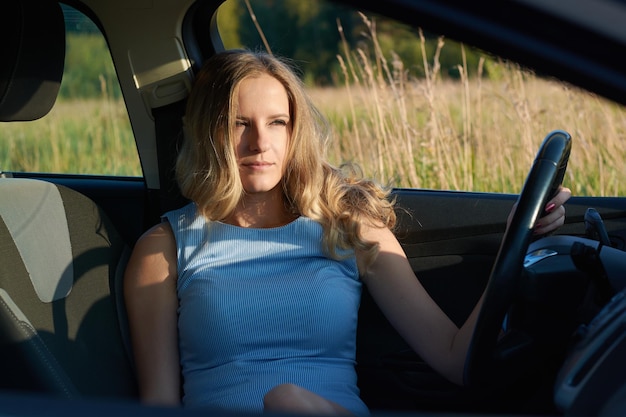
left=464, top=130, right=572, bottom=387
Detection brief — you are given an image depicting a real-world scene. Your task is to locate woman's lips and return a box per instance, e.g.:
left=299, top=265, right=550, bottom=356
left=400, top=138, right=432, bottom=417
left=241, top=161, right=273, bottom=170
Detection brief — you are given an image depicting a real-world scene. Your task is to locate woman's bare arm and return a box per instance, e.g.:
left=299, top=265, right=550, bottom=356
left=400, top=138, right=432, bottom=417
left=124, top=222, right=181, bottom=405
left=358, top=225, right=472, bottom=385
left=358, top=187, right=571, bottom=385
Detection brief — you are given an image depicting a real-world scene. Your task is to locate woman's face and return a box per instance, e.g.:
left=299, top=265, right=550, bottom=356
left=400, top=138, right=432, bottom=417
left=233, top=74, right=291, bottom=195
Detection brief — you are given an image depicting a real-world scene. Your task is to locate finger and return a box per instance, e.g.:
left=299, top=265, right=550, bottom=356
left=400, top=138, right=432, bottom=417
left=534, top=205, right=566, bottom=234
left=534, top=219, right=564, bottom=235
left=545, top=186, right=572, bottom=212
left=538, top=204, right=566, bottom=224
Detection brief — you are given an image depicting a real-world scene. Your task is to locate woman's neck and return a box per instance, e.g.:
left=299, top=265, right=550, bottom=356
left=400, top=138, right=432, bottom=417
left=224, top=190, right=297, bottom=228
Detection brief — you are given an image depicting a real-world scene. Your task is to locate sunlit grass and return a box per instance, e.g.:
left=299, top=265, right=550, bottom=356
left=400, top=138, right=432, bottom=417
left=310, top=15, right=626, bottom=196
left=311, top=70, right=626, bottom=196
left=0, top=98, right=140, bottom=177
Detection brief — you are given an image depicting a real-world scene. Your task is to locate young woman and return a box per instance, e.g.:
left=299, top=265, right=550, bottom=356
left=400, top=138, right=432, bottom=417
left=124, top=49, right=571, bottom=416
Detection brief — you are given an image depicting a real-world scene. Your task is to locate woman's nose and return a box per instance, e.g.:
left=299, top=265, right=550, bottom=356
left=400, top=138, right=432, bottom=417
left=248, top=125, right=269, bottom=152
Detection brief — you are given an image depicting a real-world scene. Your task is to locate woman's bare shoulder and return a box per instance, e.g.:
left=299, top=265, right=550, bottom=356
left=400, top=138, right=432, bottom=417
left=126, top=221, right=177, bottom=285
left=136, top=221, right=175, bottom=246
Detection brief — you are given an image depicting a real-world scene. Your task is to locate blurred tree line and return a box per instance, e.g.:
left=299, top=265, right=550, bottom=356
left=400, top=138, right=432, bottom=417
left=58, top=0, right=489, bottom=99
left=60, top=5, right=119, bottom=99
left=218, top=0, right=488, bottom=85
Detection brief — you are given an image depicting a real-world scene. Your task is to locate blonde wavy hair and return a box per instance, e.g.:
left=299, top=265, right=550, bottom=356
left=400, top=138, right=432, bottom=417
left=177, top=49, right=396, bottom=268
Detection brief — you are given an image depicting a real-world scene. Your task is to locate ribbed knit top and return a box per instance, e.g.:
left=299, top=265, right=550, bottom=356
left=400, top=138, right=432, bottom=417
left=164, top=203, right=368, bottom=415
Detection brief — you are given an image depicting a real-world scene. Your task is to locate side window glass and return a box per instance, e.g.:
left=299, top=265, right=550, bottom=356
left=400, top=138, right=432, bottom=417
left=0, top=4, right=140, bottom=177
left=215, top=0, right=625, bottom=197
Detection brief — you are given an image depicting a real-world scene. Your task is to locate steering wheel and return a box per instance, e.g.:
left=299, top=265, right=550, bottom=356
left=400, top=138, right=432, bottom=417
left=464, top=130, right=572, bottom=388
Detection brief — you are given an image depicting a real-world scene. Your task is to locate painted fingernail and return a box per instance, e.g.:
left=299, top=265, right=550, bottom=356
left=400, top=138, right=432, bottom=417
left=545, top=203, right=556, bottom=212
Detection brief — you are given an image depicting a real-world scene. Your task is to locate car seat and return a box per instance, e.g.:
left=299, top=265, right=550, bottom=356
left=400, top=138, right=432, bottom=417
left=0, top=179, right=138, bottom=399
left=0, top=0, right=138, bottom=399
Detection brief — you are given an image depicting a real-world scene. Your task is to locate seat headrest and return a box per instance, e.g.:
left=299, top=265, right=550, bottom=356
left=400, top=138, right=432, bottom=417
left=0, top=0, right=65, bottom=122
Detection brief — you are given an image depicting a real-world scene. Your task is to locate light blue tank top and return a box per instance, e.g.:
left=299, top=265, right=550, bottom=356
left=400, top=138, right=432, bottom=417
left=164, top=203, right=368, bottom=415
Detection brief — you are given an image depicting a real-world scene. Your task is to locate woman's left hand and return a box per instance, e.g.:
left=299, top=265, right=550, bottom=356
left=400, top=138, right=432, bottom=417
left=506, top=186, right=572, bottom=235
left=533, top=186, right=571, bottom=235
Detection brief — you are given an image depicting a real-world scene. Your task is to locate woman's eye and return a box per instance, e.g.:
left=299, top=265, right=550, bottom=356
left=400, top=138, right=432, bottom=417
left=235, top=120, right=248, bottom=127
left=272, top=119, right=287, bottom=126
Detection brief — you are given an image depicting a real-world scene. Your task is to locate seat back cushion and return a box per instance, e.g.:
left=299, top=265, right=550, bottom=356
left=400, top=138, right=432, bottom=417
left=0, top=178, right=137, bottom=398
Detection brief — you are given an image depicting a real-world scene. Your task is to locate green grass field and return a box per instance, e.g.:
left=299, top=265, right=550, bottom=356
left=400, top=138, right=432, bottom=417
left=1, top=99, right=139, bottom=177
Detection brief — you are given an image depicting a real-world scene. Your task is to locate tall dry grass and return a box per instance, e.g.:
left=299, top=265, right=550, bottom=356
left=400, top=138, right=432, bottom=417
left=311, top=13, right=626, bottom=196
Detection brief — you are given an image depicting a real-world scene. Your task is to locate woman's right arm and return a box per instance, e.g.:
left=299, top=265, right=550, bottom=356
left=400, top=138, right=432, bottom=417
left=124, top=222, right=181, bottom=406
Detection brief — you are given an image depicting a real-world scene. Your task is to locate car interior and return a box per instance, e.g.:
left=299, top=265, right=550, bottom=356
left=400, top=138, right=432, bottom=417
left=0, top=0, right=137, bottom=400
left=1, top=0, right=626, bottom=416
